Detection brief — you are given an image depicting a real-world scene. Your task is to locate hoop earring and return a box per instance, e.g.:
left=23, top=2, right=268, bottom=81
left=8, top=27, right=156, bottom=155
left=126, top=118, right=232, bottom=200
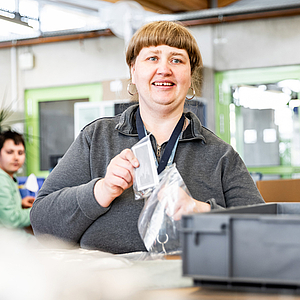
left=127, top=82, right=138, bottom=96
left=186, top=87, right=195, bottom=100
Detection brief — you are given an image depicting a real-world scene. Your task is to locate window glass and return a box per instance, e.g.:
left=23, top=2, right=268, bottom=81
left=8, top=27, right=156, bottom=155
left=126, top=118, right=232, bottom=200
left=230, top=80, right=300, bottom=168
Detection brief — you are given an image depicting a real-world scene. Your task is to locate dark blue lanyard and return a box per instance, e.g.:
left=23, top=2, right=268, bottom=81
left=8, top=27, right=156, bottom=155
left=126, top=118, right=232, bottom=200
left=136, top=107, right=184, bottom=174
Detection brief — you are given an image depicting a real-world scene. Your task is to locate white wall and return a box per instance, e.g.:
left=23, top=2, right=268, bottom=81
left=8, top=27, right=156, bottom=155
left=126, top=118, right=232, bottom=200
left=190, top=25, right=214, bottom=68
left=190, top=25, right=215, bottom=130
left=21, top=36, right=129, bottom=89
left=0, top=49, right=12, bottom=106
left=213, top=15, right=300, bottom=71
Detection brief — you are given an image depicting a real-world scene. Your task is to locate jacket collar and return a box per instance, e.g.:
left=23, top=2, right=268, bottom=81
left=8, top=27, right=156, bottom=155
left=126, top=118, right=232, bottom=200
left=115, top=104, right=206, bottom=143
left=115, top=104, right=138, bottom=135
left=0, top=167, right=17, bottom=182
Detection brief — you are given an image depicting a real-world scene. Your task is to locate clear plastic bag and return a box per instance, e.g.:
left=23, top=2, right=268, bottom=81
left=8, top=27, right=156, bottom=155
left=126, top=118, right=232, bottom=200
left=138, top=164, right=192, bottom=255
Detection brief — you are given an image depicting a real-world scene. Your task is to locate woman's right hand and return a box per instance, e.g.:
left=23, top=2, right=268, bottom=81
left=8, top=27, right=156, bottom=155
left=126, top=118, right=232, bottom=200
left=94, top=149, right=139, bottom=207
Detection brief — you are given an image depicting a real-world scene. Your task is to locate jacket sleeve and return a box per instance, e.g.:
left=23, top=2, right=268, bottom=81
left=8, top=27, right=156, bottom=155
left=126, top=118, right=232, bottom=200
left=219, top=149, right=265, bottom=209
left=30, top=130, right=110, bottom=245
left=0, top=180, right=31, bottom=228
left=203, top=147, right=265, bottom=210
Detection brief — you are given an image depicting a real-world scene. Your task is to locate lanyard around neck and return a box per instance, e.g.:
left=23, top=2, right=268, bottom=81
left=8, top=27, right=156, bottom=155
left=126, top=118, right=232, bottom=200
left=136, top=107, right=184, bottom=174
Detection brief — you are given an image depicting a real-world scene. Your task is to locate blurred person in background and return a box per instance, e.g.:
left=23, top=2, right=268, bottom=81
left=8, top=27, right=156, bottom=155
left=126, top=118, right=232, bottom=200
left=0, top=130, right=35, bottom=230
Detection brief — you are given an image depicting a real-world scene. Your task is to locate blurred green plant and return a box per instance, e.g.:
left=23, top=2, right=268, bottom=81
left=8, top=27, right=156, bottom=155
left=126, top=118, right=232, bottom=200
left=0, top=93, right=25, bottom=133
left=0, top=93, right=14, bottom=133
left=0, top=94, right=36, bottom=176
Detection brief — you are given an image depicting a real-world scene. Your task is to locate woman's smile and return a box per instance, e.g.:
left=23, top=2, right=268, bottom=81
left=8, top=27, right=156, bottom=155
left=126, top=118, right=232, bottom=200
left=152, top=81, right=175, bottom=86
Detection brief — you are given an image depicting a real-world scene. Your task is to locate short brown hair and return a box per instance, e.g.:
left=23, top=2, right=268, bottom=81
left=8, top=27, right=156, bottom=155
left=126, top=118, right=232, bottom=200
left=0, top=130, right=25, bottom=151
left=126, top=21, right=202, bottom=75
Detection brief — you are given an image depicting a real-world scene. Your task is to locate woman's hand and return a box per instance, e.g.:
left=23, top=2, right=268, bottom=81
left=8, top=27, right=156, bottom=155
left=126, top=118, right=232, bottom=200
left=94, top=149, right=139, bottom=207
left=160, top=187, right=211, bottom=221
left=22, top=196, right=35, bottom=208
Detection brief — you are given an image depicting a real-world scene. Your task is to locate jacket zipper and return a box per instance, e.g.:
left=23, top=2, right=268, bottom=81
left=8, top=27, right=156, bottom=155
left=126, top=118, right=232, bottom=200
left=157, top=144, right=162, bottom=161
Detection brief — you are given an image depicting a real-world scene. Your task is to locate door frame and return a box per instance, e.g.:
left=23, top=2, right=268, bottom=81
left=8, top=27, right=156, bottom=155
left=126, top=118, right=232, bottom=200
left=24, top=83, right=102, bottom=177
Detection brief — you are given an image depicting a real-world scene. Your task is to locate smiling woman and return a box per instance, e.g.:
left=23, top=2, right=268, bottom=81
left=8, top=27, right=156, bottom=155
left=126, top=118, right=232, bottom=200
left=126, top=21, right=203, bottom=144
left=30, top=21, right=264, bottom=254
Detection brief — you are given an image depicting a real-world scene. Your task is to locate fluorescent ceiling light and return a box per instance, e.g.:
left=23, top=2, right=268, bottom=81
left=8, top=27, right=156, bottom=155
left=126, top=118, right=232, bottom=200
left=0, top=12, right=32, bottom=28
left=40, top=4, right=88, bottom=32
left=39, top=4, right=105, bottom=33
left=0, top=18, right=37, bottom=36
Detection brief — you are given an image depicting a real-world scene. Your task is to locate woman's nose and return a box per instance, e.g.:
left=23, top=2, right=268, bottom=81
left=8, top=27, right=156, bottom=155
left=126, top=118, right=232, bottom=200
left=156, top=60, right=172, bottom=75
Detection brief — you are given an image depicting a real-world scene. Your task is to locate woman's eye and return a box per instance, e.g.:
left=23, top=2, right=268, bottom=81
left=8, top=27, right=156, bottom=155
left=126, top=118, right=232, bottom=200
left=148, top=57, right=157, bottom=61
left=172, top=58, right=182, bottom=64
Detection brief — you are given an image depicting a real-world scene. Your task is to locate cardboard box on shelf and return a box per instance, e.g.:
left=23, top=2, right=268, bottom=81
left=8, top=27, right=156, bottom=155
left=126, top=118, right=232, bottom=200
left=256, top=178, right=300, bottom=202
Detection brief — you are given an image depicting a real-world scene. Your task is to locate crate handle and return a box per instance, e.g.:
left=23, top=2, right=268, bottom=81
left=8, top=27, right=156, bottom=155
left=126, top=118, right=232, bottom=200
left=194, top=232, right=200, bottom=246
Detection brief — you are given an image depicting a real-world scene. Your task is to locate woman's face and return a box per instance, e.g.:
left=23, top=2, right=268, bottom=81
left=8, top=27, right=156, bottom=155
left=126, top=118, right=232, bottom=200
left=131, top=45, right=191, bottom=114
left=0, top=139, right=25, bottom=178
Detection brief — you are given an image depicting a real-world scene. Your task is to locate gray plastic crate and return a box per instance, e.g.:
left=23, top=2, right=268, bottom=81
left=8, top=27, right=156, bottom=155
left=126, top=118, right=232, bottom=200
left=181, top=203, right=300, bottom=293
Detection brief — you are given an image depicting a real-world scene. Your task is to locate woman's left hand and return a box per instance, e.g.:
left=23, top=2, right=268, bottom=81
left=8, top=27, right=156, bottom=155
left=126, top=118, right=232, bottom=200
left=161, top=187, right=211, bottom=221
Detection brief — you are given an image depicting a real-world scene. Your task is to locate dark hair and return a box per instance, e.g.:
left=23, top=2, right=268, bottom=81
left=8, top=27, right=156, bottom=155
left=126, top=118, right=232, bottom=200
left=0, top=130, right=25, bottom=151
left=126, top=21, right=202, bottom=75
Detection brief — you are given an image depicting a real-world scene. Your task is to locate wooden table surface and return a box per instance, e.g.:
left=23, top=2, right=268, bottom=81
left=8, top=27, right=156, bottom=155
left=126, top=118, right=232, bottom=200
left=139, top=286, right=300, bottom=300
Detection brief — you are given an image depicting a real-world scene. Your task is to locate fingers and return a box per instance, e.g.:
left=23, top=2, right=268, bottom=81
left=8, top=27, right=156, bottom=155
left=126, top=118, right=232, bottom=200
left=105, top=165, right=132, bottom=191
left=159, top=187, right=196, bottom=221
left=119, top=148, right=139, bottom=168
left=107, top=149, right=139, bottom=187
left=171, top=198, right=211, bottom=220
left=26, top=196, right=35, bottom=202
left=94, top=149, right=139, bottom=207
left=22, top=196, right=35, bottom=208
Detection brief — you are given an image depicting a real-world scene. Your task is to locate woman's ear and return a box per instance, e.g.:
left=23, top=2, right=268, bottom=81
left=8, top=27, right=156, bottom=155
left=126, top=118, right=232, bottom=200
left=130, top=64, right=136, bottom=84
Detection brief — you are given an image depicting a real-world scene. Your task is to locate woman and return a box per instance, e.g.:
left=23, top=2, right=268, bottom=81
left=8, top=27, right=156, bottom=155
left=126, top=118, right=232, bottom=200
left=30, top=21, right=264, bottom=254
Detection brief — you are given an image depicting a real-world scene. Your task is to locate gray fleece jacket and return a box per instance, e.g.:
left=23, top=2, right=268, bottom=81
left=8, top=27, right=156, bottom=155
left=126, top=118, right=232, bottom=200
left=30, top=104, right=264, bottom=254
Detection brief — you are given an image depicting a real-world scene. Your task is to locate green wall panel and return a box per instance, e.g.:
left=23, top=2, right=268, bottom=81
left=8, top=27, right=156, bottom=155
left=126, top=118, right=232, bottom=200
left=25, top=83, right=102, bottom=177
